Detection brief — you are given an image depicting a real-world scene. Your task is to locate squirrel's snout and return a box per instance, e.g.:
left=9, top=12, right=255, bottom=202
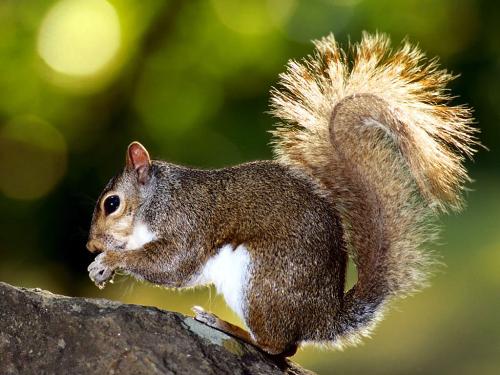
left=86, top=239, right=104, bottom=253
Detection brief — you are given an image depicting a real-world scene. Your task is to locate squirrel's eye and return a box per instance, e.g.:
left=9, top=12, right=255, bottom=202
left=103, top=195, right=120, bottom=216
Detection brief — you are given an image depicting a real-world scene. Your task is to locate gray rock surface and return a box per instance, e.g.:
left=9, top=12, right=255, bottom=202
left=0, top=282, right=312, bottom=374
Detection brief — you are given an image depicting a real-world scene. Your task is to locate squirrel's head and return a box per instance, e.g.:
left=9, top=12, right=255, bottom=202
left=87, top=142, right=155, bottom=253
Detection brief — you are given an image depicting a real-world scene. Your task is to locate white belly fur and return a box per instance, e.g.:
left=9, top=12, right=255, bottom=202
left=194, top=244, right=251, bottom=321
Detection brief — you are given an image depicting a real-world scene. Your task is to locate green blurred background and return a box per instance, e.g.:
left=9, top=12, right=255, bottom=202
left=0, top=0, right=498, bottom=374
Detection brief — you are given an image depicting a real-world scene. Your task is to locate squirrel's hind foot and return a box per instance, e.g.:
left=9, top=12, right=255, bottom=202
left=191, top=306, right=298, bottom=357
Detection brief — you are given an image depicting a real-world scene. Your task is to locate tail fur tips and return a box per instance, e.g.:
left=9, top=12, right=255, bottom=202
left=270, top=32, right=479, bottom=212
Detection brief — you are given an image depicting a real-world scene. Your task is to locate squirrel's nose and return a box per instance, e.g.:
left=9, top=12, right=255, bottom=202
left=86, top=239, right=103, bottom=253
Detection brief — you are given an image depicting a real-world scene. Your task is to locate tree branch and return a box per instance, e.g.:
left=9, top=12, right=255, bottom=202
left=0, top=282, right=312, bottom=375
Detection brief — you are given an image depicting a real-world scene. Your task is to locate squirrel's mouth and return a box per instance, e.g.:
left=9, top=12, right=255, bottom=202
left=86, top=235, right=126, bottom=253
left=86, top=239, right=104, bottom=253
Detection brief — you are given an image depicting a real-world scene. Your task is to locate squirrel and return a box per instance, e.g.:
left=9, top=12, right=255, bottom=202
left=87, top=32, right=478, bottom=356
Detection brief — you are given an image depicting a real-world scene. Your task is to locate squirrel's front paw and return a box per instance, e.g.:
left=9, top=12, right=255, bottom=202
left=88, top=253, right=116, bottom=289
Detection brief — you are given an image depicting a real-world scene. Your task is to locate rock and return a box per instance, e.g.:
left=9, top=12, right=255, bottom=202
left=0, top=282, right=312, bottom=374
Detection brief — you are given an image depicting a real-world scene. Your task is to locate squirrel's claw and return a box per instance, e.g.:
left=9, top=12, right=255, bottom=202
left=88, top=253, right=115, bottom=288
left=192, top=306, right=219, bottom=327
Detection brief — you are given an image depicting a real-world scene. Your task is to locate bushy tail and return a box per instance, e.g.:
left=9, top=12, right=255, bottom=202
left=270, top=32, right=479, bottom=348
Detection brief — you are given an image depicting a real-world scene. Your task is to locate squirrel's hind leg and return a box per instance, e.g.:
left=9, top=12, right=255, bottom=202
left=191, top=306, right=297, bottom=357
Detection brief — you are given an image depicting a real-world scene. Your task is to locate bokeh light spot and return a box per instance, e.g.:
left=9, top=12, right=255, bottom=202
left=37, top=0, right=121, bottom=77
left=0, top=116, right=67, bottom=200
left=268, top=0, right=353, bottom=42
left=211, top=0, right=274, bottom=35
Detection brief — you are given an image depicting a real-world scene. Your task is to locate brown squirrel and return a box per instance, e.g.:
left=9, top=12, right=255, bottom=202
left=87, top=33, right=478, bottom=356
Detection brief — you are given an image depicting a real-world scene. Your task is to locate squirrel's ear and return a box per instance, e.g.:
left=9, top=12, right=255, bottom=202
left=126, top=141, right=151, bottom=184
